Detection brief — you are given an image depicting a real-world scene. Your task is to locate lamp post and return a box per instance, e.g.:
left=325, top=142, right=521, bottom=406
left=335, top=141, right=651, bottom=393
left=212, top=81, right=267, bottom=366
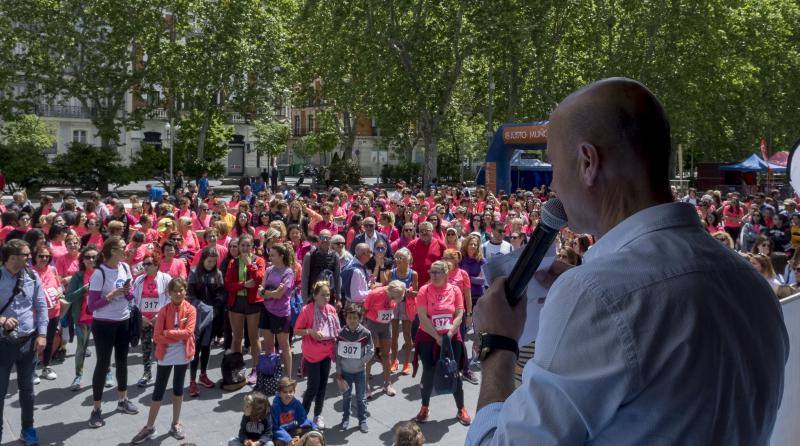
left=165, top=121, right=174, bottom=190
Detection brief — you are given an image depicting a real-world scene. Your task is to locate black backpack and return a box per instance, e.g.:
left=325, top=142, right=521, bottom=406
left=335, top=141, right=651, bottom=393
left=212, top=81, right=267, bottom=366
left=221, top=351, right=247, bottom=391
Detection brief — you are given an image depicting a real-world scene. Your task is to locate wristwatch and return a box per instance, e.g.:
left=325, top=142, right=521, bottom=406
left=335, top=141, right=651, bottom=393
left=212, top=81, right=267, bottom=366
left=478, top=332, right=519, bottom=361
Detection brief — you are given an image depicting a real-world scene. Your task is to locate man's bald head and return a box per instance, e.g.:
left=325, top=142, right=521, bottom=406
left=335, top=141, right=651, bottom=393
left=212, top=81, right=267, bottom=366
left=552, top=77, right=672, bottom=189
left=548, top=78, right=673, bottom=235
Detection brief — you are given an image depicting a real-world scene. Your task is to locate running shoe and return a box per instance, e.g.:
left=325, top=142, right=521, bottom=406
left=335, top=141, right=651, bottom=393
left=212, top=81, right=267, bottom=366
left=462, top=369, right=479, bottom=385
left=189, top=381, right=199, bottom=397
left=130, top=426, right=155, bottom=444
left=88, top=409, right=104, bottom=428
left=198, top=373, right=215, bottom=388
left=457, top=407, right=472, bottom=426
left=340, top=418, right=350, bottom=430
left=169, top=423, right=185, bottom=440
left=384, top=384, right=397, bottom=396
left=359, top=420, right=369, bottom=433
left=20, top=427, right=38, bottom=446
left=104, top=371, right=114, bottom=388
left=70, top=375, right=81, bottom=391
left=313, top=415, right=325, bottom=430
left=32, top=375, right=40, bottom=385
left=40, top=367, right=57, bottom=380
left=415, top=405, right=429, bottom=423
left=402, top=362, right=412, bottom=375
left=117, top=399, right=139, bottom=415
left=136, top=375, right=151, bottom=388
left=390, top=359, right=400, bottom=373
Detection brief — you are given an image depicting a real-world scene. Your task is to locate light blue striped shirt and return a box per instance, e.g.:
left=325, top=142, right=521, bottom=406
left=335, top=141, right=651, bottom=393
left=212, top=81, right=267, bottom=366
left=467, top=202, right=789, bottom=446
left=0, top=267, right=48, bottom=336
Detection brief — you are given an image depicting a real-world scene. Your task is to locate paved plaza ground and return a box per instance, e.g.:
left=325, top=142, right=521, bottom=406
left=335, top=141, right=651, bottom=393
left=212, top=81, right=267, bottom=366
left=2, top=332, right=480, bottom=445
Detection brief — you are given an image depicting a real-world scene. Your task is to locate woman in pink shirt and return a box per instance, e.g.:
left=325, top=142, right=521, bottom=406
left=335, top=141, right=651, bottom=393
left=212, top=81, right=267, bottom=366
left=294, top=281, right=340, bottom=423
left=56, top=234, right=82, bottom=287
left=363, top=281, right=406, bottom=397
left=177, top=217, right=200, bottom=253
left=81, top=217, right=105, bottom=250
left=159, top=240, right=188, bottom=279
left=379, top=212, right=399, bottom=243
left=33, top=246, right=64, bottom=380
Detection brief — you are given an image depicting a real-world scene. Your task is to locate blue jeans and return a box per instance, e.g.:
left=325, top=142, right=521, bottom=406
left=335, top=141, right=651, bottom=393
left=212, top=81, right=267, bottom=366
left=341, top=370, right=367, bottom=421
left=0, top=335, right=37, bottom=442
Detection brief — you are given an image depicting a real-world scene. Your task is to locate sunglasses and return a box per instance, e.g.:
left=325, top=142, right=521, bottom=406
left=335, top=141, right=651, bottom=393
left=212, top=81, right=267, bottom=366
left=511, top=236, right=520, bottom=239
left=333, top=242, right=344, bottom=246
left=363, top=223, right=375, bottom=228
left=375, top=247, right=387, bottom=253
left=37, top=255, right=51, bottom=259
left=319, top=236, right=331, bottom=241
left=142, top=262, right=154, bottom=267
left=84, top=255, right=97, bottom=260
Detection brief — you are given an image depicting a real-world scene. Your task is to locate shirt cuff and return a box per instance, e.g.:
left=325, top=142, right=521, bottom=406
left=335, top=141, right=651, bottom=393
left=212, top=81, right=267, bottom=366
left=466, top=402, right=504, bottom=446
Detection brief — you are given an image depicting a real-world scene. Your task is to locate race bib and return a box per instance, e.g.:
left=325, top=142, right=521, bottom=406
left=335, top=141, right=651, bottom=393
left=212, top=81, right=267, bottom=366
left=140, top=297, right=160, bottom=315
left=44, top=287, right=60, bottom=310
left=377, top=309, right=394, bottom=323
left=337, top=341, right=362, bottom=359
left=132, top=262, right=144, bottom=276
left=432, top=314, right=453, bottom=334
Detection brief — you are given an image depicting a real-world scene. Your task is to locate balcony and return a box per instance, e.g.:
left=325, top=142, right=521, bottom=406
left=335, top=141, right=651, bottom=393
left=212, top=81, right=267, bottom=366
left=226, top=111, right=246, bottom=124
left=35, top=103, right=94, bottom=119
left=147, top=108, right=169, bottom=120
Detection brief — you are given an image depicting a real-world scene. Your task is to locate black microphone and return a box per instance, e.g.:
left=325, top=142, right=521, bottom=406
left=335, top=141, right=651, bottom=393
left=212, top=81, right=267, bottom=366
left=504, top=198, right=568, bottom=306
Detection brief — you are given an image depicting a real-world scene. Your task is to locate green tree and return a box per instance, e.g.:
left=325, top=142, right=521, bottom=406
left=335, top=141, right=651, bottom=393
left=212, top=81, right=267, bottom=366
left=163, top=0, right=291, bottom=160
left=0, top=114, right=54, bottom=191
left=252, top=119, right=291, bottom=169
left=2, top=0, right=182, bottom=149
left=128, top=143, right=170, bottom=189
left=172, top=111, right=233, bottom=179
left=52, top=142, right=130, bottom=193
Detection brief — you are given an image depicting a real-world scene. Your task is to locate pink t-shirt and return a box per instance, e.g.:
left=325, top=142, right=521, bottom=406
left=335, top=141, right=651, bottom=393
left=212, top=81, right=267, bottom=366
left=447, top=268, right=470, bottom=295
left=55, top=253, right=80, bottom=281
left=313, top=220, right=339, bottom=235
left=159, top=257, right=188, bottom=279
left=363, top=287, right=397, bottom=324
left=140, top=275, right=161, bottom=318
left=416, top=283, right=463, bottom=335
left=49, top=241, right=68, bottom=259
left=294, top=303, right=339, bottom=363
left=35, top=265, right=62, bottom=319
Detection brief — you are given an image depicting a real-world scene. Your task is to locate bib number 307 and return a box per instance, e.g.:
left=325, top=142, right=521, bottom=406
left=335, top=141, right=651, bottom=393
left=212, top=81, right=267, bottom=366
left=338, top=341, right=362, bottom=359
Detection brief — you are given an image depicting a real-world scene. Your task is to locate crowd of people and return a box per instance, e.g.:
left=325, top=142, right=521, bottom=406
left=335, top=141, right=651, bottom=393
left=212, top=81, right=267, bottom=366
left=0, top=178, right=576, bottom=446
left=0, top=174, right=792, bottom=445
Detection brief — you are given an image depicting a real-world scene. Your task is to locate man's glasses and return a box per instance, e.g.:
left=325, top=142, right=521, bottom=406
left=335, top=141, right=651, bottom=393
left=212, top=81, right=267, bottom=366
left=319, top=236, right=331, bottom=241
left=142, top=262, right=154, bottom=267
left=37, top=255, right=51, bottom=260
left=363, top=224, right=375, bottom=228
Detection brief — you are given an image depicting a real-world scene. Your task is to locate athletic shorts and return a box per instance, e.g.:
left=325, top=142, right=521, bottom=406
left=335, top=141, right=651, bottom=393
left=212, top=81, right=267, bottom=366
left=392, top=300, right=410, bottom=321
left=229, top=295, right=263, bottom=315
left=259, top=309, right=290, bottom=333
left=364, top=319, right=392, bottom=341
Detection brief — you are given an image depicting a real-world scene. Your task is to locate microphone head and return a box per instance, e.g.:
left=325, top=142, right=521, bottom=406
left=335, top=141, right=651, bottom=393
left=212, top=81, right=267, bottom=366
left=541, top=198, right=568, bottom=229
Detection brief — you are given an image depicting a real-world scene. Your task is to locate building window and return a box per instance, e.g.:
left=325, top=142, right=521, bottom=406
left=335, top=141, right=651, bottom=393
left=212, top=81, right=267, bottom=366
left=72, top=130, right=87, bottom=144
left=44, top=142, right=57, bottom=155
left=293, top=115, right=300, bottom=136
left=308, top=114, right=315, bottom=133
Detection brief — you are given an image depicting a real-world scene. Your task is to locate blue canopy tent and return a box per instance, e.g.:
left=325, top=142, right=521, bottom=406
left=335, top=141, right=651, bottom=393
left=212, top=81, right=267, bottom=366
left=719, top=154, right=786, bottom=173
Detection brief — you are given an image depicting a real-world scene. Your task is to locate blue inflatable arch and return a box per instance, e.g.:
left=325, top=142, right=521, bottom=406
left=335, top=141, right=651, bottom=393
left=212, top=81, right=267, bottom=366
left=477, top=122, right=550, bottom=194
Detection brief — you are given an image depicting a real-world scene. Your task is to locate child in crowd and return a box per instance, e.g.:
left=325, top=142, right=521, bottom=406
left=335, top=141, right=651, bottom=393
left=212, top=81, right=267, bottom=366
left=394, top=421, right=425, bottom=446
left=229, top=391, right=274, bottom=446
left=272, top=377, right=316, bottom=446
left=131, top=277, right=196, bottom=444
left=296, top=430, right=326, bottom=446
left=363, top=280, right=406, bottom=397
left=335, top=303, right=374, bottom=432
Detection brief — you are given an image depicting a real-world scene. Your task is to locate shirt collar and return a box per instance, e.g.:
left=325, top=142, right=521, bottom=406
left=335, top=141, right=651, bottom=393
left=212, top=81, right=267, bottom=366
left=583, top=202, right=700, bottom=264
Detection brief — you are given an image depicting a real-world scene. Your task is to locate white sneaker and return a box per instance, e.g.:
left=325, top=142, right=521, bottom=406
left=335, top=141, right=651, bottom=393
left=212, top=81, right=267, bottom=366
left=33, top=375, right=41, bottom=385
left=41, top=367, right=57, bottom=380
left=313, top=415, right=325, bottom=430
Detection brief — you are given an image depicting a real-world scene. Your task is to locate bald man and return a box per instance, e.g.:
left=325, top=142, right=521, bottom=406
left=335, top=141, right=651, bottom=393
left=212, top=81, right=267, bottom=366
left=467, top=78, right=788, bottom=445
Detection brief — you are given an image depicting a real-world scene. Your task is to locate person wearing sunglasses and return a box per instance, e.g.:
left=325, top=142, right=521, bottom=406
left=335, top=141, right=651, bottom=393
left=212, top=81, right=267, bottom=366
left=32, top=246, right=63, bottom=382
left=0, top=240, right=48, bottom=445
left=63, top=245, right=100, bottom=391
left=132, top=250, right=171, bottom=388
left=349, top=217, right=393, bottom=260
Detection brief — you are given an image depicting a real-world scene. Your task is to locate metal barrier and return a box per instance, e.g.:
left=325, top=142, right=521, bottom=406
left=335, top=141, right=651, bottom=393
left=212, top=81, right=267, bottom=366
left=772, top=292, right=800, bottom=445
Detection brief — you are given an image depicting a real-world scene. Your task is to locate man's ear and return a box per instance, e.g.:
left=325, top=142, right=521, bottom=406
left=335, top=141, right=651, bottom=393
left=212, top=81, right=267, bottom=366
left=577, top=143, right=600, bottom=187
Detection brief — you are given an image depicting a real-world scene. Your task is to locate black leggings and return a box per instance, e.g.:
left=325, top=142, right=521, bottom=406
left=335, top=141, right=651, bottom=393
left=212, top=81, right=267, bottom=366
left=42, top=317, right=59, bottom=367
left=302, top=357, right=331, bottom=417
left=152, top=364, right=188, bottom=402
left=91, top=319, right=130, bottom=401
left=190, top=345, right=210, bottom=380
left=418, top=340, right=464, bottom=408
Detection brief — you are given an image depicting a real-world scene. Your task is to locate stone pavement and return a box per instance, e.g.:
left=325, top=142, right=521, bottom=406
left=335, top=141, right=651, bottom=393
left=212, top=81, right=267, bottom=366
left=2, top=333, right=479, bottom=446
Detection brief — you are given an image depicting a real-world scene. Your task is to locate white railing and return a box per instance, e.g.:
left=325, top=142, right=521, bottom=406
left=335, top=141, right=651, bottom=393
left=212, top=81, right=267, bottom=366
left=148, top=108, right=168, bottom=120
left=226, top=111, right=245, bottom=124
left=772, top=292, right=800, bottom=445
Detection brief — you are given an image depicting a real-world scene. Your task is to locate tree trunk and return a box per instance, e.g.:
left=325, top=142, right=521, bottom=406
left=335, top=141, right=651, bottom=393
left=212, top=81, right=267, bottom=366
left=197, top=112, right=210, bottom=162
left=341, top=112, right=353, bottom=160
left=422, top=129, right=438, bottom=192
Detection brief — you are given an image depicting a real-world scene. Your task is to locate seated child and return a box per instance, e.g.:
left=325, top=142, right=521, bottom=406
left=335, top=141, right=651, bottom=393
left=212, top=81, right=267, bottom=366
left=335, top=303, right=373, bottom=432
left=394, top=421, right=425, bottom=445
left=296, top=431, right=326, bottom=446
left=272, top=377, right=316, bottom=446
left=229, top=391, right=274, bottom=446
